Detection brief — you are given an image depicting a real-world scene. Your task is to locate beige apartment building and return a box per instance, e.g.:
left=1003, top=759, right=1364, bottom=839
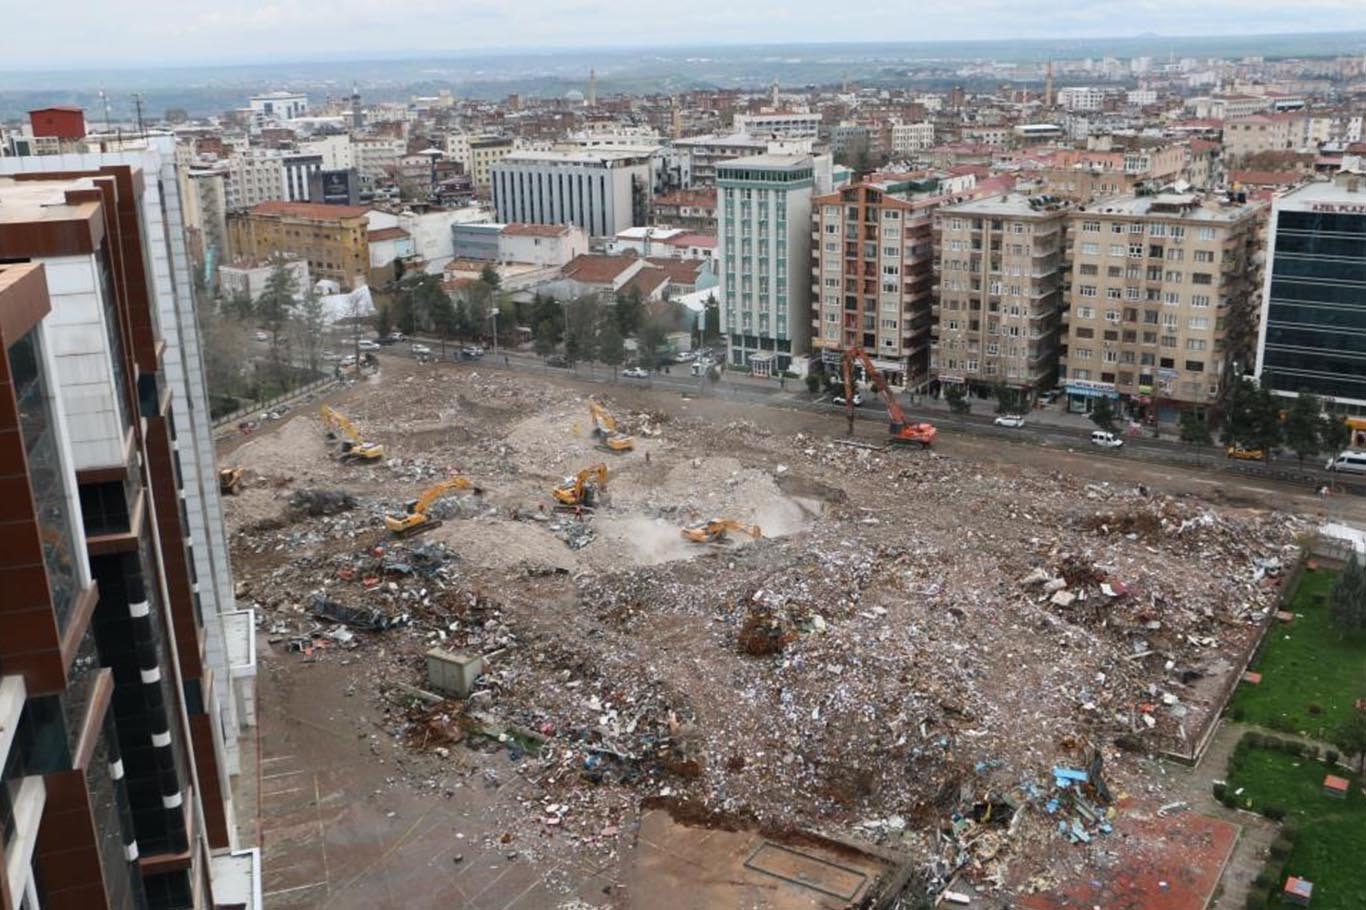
left=1060, top=193, right=1263, bottom=422
left=810, top=180, right=945, bottom=388
left=468, top=136, right=516, bottom=189
left=1223, top=113, right=1307, bottom=163
left=228, top=200, right=371, bottom=290
left=932, top=193, right=1070, bottom=398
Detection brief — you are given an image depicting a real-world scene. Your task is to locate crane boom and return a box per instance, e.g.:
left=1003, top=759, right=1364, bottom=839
left=840, top=348, right=936, bottom=448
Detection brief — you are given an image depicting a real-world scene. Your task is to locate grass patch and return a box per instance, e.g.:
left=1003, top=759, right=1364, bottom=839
left=1229, top=568, right=1366, bottom=743
left=1226, top=747, right=1366, bottom=909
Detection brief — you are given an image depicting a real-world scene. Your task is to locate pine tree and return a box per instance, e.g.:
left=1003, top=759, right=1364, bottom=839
left=1089, top=396, right=1117, bottom=433
left=1330, top=555, right=1366, bottom=634
left=1283, top=392, right=1323, bottom=466
left=1179, top=409, right=1213, bottom=451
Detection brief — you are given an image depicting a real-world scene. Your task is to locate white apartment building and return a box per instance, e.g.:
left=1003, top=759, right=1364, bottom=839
left=219, top=255, right=311, bottom=302
left=733, top=111, right=823, bottom=140
left=890, top=122, right=936, bottom=156
left=1056, top=86, right=1106, bottom=111
left=352, top=137, right=406, bottom=182
left=491, top=149, right=651, bottom=237
left=717, top=154, right=814, bottom=375
left=225, top=150, right=285, bottom=209
left=444, top=129, right=471, bottom=166
left=1126, top=89, right=1158, bottom=106
left=249, top=91, right=307, bottom=126
left=301, top=133, right=354, bottom=171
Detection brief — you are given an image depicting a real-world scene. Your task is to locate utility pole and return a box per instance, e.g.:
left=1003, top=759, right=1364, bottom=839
left=489, top=308, right=499, bottom=361
left=132, top=93, right=145, bottom=136
left=98, top=90, right=112, bottom=133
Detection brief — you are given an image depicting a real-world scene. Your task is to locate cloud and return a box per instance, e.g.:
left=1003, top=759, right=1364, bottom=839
left=1, top=0, right=1365, bottom=68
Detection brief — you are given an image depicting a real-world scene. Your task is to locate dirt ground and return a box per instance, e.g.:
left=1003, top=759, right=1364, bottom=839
left=224, top=356, right=1326, bottom=908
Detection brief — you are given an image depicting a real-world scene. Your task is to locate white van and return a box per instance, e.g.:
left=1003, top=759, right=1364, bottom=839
left=1325, top=451, right=1366, bottom=474
left=1090, top=430, right=1123, bottom=449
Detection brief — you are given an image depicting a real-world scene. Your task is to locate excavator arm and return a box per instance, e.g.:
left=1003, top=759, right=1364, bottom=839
left=552, top=463, right=609, bottom=508
left=680, top=518, right=763, bottom=543
left=839, top=348, right=936, bottom=448
left=320, top=405, right=384, bottom=461
left=385, top=475, right=481, bottom=536
left=589, top=399, right=635, bottom=452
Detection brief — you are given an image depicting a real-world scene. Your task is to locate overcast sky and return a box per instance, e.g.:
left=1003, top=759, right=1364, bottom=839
left=2, top=0, right=1366, bottom=69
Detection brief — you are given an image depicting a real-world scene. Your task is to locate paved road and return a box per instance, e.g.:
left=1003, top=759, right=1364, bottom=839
left=377, top=344, right=1359, bottom=498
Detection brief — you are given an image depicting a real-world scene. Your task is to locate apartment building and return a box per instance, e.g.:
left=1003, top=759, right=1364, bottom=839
left=1063, top=192, right=1263, bottom=420
left=717, top=154, right=814, bottom=376
left=224, top=150, right=284, bottom=210
left=281, top=152, right=322, bottom=203
left=1256, top=174, right=1366, bottom=408
left=248, top=90, right=306, bottom=127
left=1223, top=113, right=1308, bottom=163
left=491, top=149, right=651, bottom=237
left=467, top=137, right=516, bottom=190
left=1056, top=86, right=1106, bottom=111
left=933, top=193, right=1070, bottom=398
left=351, top=136, right=406, bottom=183
left=890, top=122, right=935, bottom=157
left=651, top=188, right=717, bottom=232
left=668, top=133, right=772, bottom=187
left=228, top=200, right=370, bottom=289
left=809, top=181, right=946, bottom=388
left=0, top=160, right=256, bottom=909
left=733, top=111, right=822, bottom=140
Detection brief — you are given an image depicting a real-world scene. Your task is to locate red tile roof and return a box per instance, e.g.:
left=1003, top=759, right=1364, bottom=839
left=561, top=254, right=641, bottom=285
left=621, top=267, right=669, bottom=297
left=251, top=201, right=370, bottom=220
left=501, top=222, right=572, bottom=237
left=661, top=232, right=717, bottom=249
left=367, top=226, right=410, bottom=242
left=645, top=258, right=707, bottom=284
left=1232, top=170, right=1302, bottom=187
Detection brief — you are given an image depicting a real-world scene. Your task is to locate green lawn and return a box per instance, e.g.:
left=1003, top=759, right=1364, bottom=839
left=1230, top=568, right=1366, bottom=743
left=1226, top=747, right=1366, bottom=909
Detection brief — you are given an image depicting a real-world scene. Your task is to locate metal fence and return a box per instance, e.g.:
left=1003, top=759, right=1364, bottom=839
left=211, top=377, right=339, bottom=429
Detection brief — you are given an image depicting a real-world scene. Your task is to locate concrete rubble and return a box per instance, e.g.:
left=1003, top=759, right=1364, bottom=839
left=224, top=368, right=1308, bottom=902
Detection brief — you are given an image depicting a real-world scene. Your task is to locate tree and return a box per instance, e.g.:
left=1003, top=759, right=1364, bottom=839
left=222, top=288, right=254, bottom=321
left=479, top=263, right=501, bottom=290
left=991, top=382, right=1019, bottom=415
left=1283, top=391, right=1324, bottom=466
left=805, top=373, right=821, bottom=396
left=199, top=298, right=252, bottom=407
left=430, top=290, right=458, bottom=358
left=565, top=296, right=600, bottom=365
left=292, top=283, right=327, bottom=377
left=1330, top=555, right=1366, bottom=634
left=614, top=288, right=645, bottom=338
left=534, top=319, right=558, bottom=358
left=375, top=303, right=394, bottom=339
left=1248, top=383, right=1283, bottom=458
left=1320, top=410, right=1351, bottom=458
left=1089, top=396, right=1117, bottom=433
left=703, top=293, right=721, bottom=344
left=256, top=256, right=300, bottom=389
left=1178, top=409, right=1214, bottom=454
left=1336, top=705, right=1366, bottom=773
left=596, top=319, right=625, bottom=378
left=944, top=384, right=970, bottom=415
left=637, top=316, right=669, bottom=370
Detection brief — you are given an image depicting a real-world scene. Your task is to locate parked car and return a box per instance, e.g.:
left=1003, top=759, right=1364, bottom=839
left=254, top=330, right=269, bottom=342
left=321, top=351, right=340, bottom=361
left=410, top=343, right=432, bottom=355
left=340, top=354, right=357, bottom=366
left=387, top=331, right=407, bottom=343
left=1089, top=430, right=1124, bottom=449
left=675, top=350, right=696, bottom=362
left=994, top=414, right=1027, bottom=428
left=357, top=339, right=380, bottom=351
left=545, top=354, right=569, bottom=368
left=459, top=345, right=485, bottom=360
left=622, top=366, right=649, bottom=379
left=1041, top=390, right=1062, bottom=405
left=831, top=393, right=865, bottom=407
left=1225, top=445, right=1264, bottom=461
left=1326, top=450, right=1366, bottom=474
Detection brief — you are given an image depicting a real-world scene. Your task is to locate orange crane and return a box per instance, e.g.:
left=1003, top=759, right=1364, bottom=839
left=680, top=518, right=762, bottom=544
left=841, top=348, right=936, bottom=448
left=320, top=405, right=384, bottom=461
left=552, top=463, right=608, bottom=509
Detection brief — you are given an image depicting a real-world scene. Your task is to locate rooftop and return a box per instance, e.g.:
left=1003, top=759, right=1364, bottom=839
left=500, top=148, right=650, bottom=165
left=367, top=227, right=411, bottom=242
left=1275, top=177, right=1366, bottom=210
left=502, top=222, right=574, bottom=238
left=719, top=153, right=813, bottom=170
left=943, top=191, right=1068, bottom=217
left=251, top=200, right=369, bottom=220
left=562, top=253, right=643, bottom=285
left=1083, top=193, right=1260, bottom=222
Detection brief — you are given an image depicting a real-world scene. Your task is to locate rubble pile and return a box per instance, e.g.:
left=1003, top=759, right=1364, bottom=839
left=221, top=367, right=1312, bottom=895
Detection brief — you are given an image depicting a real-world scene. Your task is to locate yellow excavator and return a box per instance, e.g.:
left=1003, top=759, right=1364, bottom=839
left=320, top=405, right=384, bottom=462
left=385, top=475, right=482, bottom=536
left=680, top=518, right=763, bottom=544
left=588, top=399, right=635, bottom=453
left=218, top=467, right=245, bottom=495
left=552, top=463, right=608, bottom=509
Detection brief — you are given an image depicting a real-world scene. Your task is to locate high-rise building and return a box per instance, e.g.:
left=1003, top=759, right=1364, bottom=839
left=1256, top=173, right=1366, bottom=407
left=0, top=149, right=258, bottom=909
left=809, top=180, right=948, bottom=388
left=933, top=193, right=1070, bottom=399
left=1062, top=192, right=1263, bottom=420
left=466, top=137, right=515, bottom=191
left=717, top=154, right=814, bottom=375
left=491, top=149, right=651, bottom=238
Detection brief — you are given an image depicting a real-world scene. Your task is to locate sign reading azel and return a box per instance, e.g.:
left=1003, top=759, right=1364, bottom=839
left=1309, top=203, right=1366, bottom=214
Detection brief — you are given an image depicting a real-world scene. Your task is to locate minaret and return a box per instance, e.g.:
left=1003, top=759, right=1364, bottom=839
left=1044, top=61, right=1054, bottom=109
left=587, top=68, right=597, bottom=108
left=771, top=78, right=780, bottom=109
left=351, top=84, right=363, bottom=130
left=670, top=94, right=682, bottom=139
